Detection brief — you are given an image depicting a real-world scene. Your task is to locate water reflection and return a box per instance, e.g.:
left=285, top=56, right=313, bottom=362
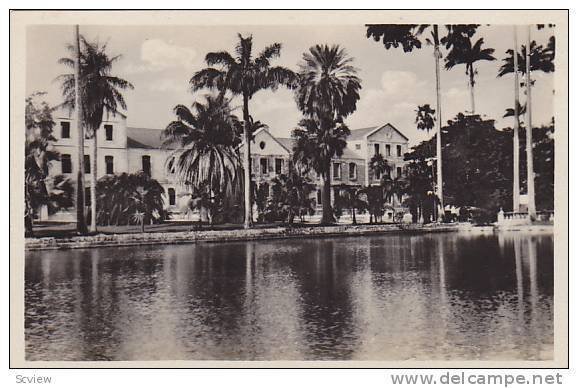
left=25, top=232, right=553, bottom=361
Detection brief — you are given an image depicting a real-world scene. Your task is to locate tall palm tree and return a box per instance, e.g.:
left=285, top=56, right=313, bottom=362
left=499, top=28, right=554, bottom=219
left=366, top=24, right=448, bottom=219
left=162, top=94, right=241, bottom=211
left=444, top=36, right=496, bottom=114
left=57, top=35, right=134, bottom=233
left=369, top=153, right=391, bottom=181
left=190, top=34, right=296, bottom=228
left=415, top=104, right=436, bottom=132
left=293, top=44, right=361, bottom=224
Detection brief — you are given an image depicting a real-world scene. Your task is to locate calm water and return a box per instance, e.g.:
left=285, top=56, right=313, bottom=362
left=25, top=232, right=554, bottom=361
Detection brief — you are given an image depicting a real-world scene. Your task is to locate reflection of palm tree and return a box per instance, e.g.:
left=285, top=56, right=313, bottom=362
left=190, top=34, right=296, bottom=229
left=57, top=35, right=134, bottom=233
left=444, top=36, right=496, bottom=114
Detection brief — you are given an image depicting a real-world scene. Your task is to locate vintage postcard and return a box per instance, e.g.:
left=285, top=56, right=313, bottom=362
left=9, top=10, right=568, bottom=368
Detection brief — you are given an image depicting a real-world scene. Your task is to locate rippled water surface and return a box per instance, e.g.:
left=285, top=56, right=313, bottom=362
left=25, top=232, right=554, bottom=361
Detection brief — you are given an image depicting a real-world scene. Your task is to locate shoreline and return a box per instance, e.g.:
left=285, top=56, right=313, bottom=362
left=24, top=223, right=554, bottom=251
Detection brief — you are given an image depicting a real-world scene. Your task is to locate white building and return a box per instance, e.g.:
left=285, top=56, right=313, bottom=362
left=44, top=111, right=410, bottom=222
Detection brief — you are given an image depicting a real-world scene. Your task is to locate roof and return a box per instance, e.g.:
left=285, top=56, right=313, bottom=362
left=127, top=127, right=170, bottom=149
left=275, top=137, right=294, bottom=152
left=347, top=126, right=379, bottom=141
left=338, top=147, right=364, bottom=160
left=348, top=123, right=409, bottom=142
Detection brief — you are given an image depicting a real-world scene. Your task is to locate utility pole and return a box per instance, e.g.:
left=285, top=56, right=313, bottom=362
left=433, top=24, right=444, bottom=221
left=512, top=26, right=521, bottom=212
left=525, top=25, right=536, bottom=220
left=74, top=25, right=87, bottom=234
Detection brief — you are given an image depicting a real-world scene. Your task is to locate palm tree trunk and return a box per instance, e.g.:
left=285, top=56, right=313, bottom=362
left=74, top=25, right=87, bottom=235
left=469, top=67, right=476, bottom=114
left=512, top=26, right=521, bottom=212
left=433, top=26, right=444, bottom=222
left=242, top=93, right=253, bottom=229
left=90, top=128, right=97, bottom=232
left=321, top=167, right=334, bottom=225
left=352, top=207, right=357, bottom=225
left=525, top=25, right=536, bottom=219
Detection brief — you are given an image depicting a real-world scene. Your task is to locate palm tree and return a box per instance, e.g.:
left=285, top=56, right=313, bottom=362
left=369, top=153, right=391, bottom=181
left=293, top=44, right=361, bottom=224
left=96, top=172, right=165, bottom=227
left=162, top=94, right=241, bottom=216
left=444, top=36, right=496, bottom=114
left=366, top=24, right=448, bottom=219
left=57, top=35, right=134, bottom=233
left=415, top=104, right=436, bottom=132
left=499, top=28, right=554, bottom=219
left=497, top=40, right=555, bottom=78
left=190, top=34, right=296, bottom=229
left=334, top=184, right=366, bottom=225
left=25, top=93, right=73, bottom=236
left=270, top=169, right=316, bottom=224
left=292, top=117, right=350, bottom=224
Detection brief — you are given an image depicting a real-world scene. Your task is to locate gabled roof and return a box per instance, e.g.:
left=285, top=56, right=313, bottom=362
left=275, top=137, right=294, bottom=152
left=348, top=123, right=409, bottom=142
left=242, top=128, right=292, bottom=154
left=347, top=126, right=378, bottom=141
left=127, top=127, right=174, bottom=149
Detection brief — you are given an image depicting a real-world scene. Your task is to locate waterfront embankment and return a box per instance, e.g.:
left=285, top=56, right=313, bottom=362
left=24, top=222, right=554, bottom=251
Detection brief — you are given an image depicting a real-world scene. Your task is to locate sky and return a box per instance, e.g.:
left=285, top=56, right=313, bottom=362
left=26, top=24, right=554, bottom=146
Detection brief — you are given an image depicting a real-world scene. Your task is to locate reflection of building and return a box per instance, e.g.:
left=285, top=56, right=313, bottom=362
left=44, top=110, right=410, bottom=221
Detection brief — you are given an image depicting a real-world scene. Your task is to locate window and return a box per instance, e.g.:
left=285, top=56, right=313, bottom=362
left=333, top=187, right=341, bottom=203
left=259, top=141, right=266, bottom=150
left=260, top=158, right=268, bottom=174
left=348, top=163, right=357, bottom=180
left=142, top=155, right=151, bottom=176
left=275, top=158, right=283, bottom=175
left=61, top=154, right=72, bottom=174
left=105, top=155, right=114, bottom=174
left=374, top=143, right=380, bottom=156
left=397, top=145, right=402, bottom=157
left=397, top=167, right=403, bottom=178
left=85, top=187, right=91, bottom=207
left=105, top=124, right=113, bottom=141
left=355, top=143, right=361, bottom=150
left=386, top=144, right=391, bottom=156
left=333, top=162, right=341, bottom=180
left=168, top=188, right=176, bottom=206
left=60, top=121, right=70, bottom=139
left=84, top=155, right=90, bottom=174
left=317, top=189, right=322, bottom=204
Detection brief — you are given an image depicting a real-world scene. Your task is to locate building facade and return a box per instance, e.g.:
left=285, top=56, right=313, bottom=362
left=44, top=111, right=410, bottom=222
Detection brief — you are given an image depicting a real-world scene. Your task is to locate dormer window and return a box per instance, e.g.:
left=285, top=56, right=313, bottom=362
left=105, top=124, right=113, bottom=141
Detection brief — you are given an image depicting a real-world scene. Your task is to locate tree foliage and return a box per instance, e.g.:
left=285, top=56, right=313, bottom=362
left=96, top=172, right=166, bottom=226
left=25, top=94, right=73, bottom=236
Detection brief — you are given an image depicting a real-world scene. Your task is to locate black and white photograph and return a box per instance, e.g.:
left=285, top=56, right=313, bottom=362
left=9, top=9, right=568, bottom=369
